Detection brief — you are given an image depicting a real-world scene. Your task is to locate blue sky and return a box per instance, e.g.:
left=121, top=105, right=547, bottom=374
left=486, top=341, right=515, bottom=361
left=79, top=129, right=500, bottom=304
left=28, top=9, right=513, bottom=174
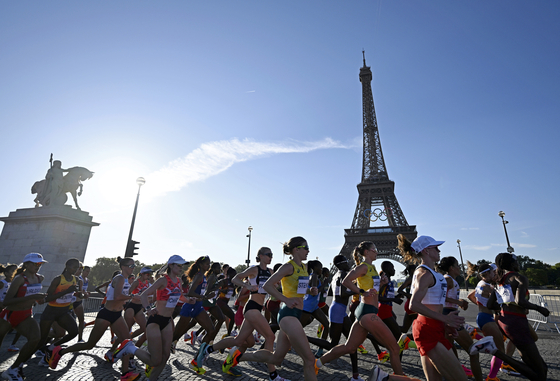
left=1, top=2, right=559, bottom=275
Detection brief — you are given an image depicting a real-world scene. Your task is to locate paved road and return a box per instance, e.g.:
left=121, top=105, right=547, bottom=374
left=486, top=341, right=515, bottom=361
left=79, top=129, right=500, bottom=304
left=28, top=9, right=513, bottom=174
left=0, top=300, right=558, bottom=380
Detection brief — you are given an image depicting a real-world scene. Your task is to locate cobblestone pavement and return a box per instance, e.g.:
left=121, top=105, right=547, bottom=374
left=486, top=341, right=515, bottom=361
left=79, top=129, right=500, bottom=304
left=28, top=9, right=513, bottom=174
left=0, top=302, right=558, bottom=380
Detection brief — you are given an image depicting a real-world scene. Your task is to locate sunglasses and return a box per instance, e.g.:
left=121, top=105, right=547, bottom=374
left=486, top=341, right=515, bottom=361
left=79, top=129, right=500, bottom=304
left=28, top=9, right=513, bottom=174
left=124, top=264, right=136, bottom=269
left=261, top=253, right=273, bottom=258
left=296, top=245, right=310, bottom=251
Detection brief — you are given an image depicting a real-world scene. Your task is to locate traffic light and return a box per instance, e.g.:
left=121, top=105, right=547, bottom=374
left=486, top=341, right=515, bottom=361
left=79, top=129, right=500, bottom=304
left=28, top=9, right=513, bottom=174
left=125, top=239, right=140, bottom=257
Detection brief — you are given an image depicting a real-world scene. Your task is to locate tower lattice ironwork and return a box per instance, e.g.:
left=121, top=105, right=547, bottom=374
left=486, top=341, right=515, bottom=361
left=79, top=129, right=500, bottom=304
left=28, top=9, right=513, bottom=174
left=340, top=53, right=417, bottom=262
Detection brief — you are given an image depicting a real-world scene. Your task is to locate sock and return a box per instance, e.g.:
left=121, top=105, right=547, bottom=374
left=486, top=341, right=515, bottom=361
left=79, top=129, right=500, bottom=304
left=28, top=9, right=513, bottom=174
left=269, top=370, right=278, bottom=379
left=488, top=356, right=503, bottom=378
left=315, top=359, right=323, bottom=368
left=206, top=345, right=214, bottom=354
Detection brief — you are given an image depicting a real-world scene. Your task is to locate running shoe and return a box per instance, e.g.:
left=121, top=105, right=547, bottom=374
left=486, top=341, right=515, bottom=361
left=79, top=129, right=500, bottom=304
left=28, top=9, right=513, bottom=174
left=128, top=358, right=137, bottom=371
left=377, top=351, right=390, bottom=363
left=230, top=329, right=238, bottom=337
left=313, top=359, right=320, bottom=375
left=357, top=345, right=368, bottom=354
left=120, top=370, right=140, bottom=381
left=189, top=359, right=206, bottom=375
left=111, top=334, right=118, bottom=344
left=223, top=366, right=242, bottom=377
left=350, top=376, right=365, bottom=381
left=485, top=377, right=500, bottom=381
left=114, top=339, right=137, bottom=360
left=7, top=345, right=19, bottom=352
left=48, top=345, right=62, bottom=369
left=1, top=367, right=23, bottom=381
left=222, top=346, right=242, bottom=374
left=314, top=347, right=324, bottom=358
left=469, top=336, right=497, bottom=355
left=397, top=333, right=415, bottom=351
left=34, top=350, right=45, bottom=357
left=500, top=363, right=520, bottom=375
left=316, top=324, right=324, bottom=338
left=184, top=332, right=191, bottom=341
left=271, top=376, right=290, bottom=381
left=78, top=339, right=85, bottom=343
left=145, top=364, right=152, bottom=378
left=369, top=365, right=390, bottom=381
left=104, top=350, right=116, bottom=363
left=195, top=342, right=209, bottom=368
left=462, top=364, right=473, bottom=377
left=189, top=331, right=197, bottom=345
left=17, top=364, right=24, bottom=380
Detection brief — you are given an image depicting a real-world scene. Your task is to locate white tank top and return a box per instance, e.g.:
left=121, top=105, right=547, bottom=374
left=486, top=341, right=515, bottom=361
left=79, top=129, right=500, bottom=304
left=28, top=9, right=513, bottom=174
left=106, top=276, right=130, bottom=301
left=0, top=279, right=9, bottom=302
left=475, top=280, right=491, bottom=307
left=444, top=274, right=460, bottom=308
left=412, top=265, right=447, bottom=305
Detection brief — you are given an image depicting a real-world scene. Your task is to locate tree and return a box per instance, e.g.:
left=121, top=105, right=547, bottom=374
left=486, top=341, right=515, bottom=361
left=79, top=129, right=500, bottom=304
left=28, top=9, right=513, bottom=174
left=89, top=257, right=146, bottom=289
left=234, top=264, right=248, bottom=274
left=525, top=268, right=548, bottom=287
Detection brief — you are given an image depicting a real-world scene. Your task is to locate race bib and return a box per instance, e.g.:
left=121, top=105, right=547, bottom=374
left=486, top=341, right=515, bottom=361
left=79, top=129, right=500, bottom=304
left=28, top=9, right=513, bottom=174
left=25, top=283, right=42, bottom=296
left=56, top=292, right=74, bottom=304
left=297, top=276, right=310, bottom=295
left=334, top=285, right=341, bottom=296
left=226, top=289, right=234, bottom=299
left=372, top=275, right=380, bottom=292
left=387, top=290, right=394, bottom=299
left=166, top=292, right=180, bottom=308
left=258, top=280, right=267, bottom=294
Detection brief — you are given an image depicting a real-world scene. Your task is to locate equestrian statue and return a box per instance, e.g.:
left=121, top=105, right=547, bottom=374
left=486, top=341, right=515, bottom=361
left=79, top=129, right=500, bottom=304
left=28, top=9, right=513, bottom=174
left=32, top=154, right=94, bottom=210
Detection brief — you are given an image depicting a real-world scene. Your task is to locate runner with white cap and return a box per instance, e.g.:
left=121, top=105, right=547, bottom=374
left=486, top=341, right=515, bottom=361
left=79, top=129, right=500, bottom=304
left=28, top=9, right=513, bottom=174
left=0, top=253, right=47, bottom=381
left=398, top=234, right=468, bottom=381
left=113, top=255, right=187, bottom=380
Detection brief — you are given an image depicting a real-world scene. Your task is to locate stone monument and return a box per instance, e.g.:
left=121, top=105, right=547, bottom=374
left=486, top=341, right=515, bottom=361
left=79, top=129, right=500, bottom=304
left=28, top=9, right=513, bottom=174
left=0, top=155, right=99, bottom=285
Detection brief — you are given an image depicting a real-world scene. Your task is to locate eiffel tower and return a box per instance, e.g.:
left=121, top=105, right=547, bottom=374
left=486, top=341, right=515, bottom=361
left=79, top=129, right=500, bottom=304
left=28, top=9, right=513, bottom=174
left=340, top=52, right=417, bottom=262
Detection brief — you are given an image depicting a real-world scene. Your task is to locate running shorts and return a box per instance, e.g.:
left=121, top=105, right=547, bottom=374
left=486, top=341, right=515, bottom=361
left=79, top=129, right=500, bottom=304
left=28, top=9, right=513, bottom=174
left=329, top=301, right=347, bottom=324
left=147, top=314, right=172, bottom=330
left=0, top=309, right=32, bottom=328
left=278, top=303, right=302, bottom=323
left=412, top=314, right=452, bottom=356
left=180, top=301, right=204, bottom=318
left=498, top=311, right=533, bottom=347
left=41, top=305, right=73, bottom=321
left=243, top=300, right=263, bottom=314
left=355, top=302, right=378, bottom=322
left=476, top=312, right=494, bottom=330
left=96, top=308, right=122, bottom=325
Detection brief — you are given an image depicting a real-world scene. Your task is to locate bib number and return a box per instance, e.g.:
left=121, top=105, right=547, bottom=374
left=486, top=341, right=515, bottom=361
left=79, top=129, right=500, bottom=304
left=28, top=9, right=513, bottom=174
left=25, top=283, right=42, bottom=296
left=166, top=292, right=180, bottom=308
left=297, top=276, right=310, bottom=295
left=372, top=276, right=380, bottom=292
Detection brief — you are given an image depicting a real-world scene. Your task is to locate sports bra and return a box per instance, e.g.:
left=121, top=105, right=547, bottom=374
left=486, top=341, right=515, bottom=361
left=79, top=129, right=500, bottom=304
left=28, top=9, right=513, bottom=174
left=249, top=266, right=272, bottom=294
left=411, top=265, right=446, bottom=305
left=193, top=275, right=207, bottom=297
left=106, top=276, right=130, bottom=301
left=281, top=260, right=309, bottom=299
left=356, top=262, right=380, bottom=292
left=475, top=280, right=492, bottom=307
left=444, top=275, right=460, bottom=309
left=131, top=280, right=149, bottom=295
left=156, top=274, right=182, bottom=308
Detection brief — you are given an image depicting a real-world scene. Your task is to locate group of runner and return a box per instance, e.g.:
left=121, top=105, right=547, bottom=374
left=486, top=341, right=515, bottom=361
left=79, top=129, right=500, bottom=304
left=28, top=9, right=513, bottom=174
left=0, top=234, right=550, bottom=381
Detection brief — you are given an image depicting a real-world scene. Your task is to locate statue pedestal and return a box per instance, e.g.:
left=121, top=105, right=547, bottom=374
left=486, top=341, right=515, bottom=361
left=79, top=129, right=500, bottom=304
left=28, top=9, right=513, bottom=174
left=0, top=206, right=99, bottom=286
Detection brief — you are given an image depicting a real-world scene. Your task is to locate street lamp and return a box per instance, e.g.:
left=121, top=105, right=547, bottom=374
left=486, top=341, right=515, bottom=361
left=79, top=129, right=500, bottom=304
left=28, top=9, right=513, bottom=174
left=456, top=239, right=468, bottom=291
left=125, top=177, right=145, bottom=257
left=246, top=226, right=253, bottom=267
left=498, top=211, right=514, bottom=253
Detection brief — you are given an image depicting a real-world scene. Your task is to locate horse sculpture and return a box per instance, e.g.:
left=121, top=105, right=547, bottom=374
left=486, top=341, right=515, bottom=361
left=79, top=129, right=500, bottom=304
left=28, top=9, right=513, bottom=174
left=32, top=167, right=94, bottom=210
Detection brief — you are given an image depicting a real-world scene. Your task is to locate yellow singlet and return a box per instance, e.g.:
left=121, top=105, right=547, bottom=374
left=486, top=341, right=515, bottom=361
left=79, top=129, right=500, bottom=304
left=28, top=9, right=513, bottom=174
left=356, top=262, right=380, bottom=291
left=281, top=260, right=309, bottom=298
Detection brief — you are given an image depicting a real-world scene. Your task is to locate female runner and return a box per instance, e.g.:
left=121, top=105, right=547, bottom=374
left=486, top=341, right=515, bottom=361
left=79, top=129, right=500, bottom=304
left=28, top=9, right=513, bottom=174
left=466, top=262, right=504, bottom=381
left=436, top=256, right=481, bottom=380
left=0, top=253, right=47, bottom=381
left=216, top=267, right=237, bottom=337
left=300, top=260, right=329, bottom=357
left=113, top=255, right=187, bottom=380
left=124, top=267, right=153, bottom=341
left=0, top=264, right=21, bottom=352
left=171, top=256, right=217, bottom=373
left=73, top=263, right=90, bottom=342
left=48, top=257, right=138, bottom=381
left=399, top=235, right=467, bottom=381
left=36, top=258, right=81, bottom=364
left=196, top=247, right=289, bottom=380
left=475, top=252, right=551, bottom=381
left=221, top=236, right=318, bottom=380
left=397, top=264, right=418, bottom=334
left=314, top=242, right=404, bottom=377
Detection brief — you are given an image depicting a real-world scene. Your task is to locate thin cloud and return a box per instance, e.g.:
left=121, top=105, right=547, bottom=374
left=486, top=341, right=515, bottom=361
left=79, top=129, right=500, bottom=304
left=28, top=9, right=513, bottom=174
left=245, top=90, right=256, bottom=93
left=512, top=243, right=537, bottom=248
left=463, top=245, right=492, bottom=251
left=460, top=227, right=480, bottom=231
left=144, top=138, right=351, bottom=199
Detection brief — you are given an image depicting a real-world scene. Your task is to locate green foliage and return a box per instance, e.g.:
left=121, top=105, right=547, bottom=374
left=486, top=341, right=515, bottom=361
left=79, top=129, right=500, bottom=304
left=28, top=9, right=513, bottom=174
left=524, top=268, right=548, bottom=287
left=89, top=257, right=146, bottom=290
left=235, top=264, right=248, bottom=274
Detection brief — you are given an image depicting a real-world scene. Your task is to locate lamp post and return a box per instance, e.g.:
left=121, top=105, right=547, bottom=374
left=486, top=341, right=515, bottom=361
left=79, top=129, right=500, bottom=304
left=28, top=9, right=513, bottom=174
left=246, top=226, right=253, bottom=267
left=456, top=239, right=468, bottom=291
left=498, top=211, right=514, bottom=253
left=125, top=177, right=145, bottom=258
